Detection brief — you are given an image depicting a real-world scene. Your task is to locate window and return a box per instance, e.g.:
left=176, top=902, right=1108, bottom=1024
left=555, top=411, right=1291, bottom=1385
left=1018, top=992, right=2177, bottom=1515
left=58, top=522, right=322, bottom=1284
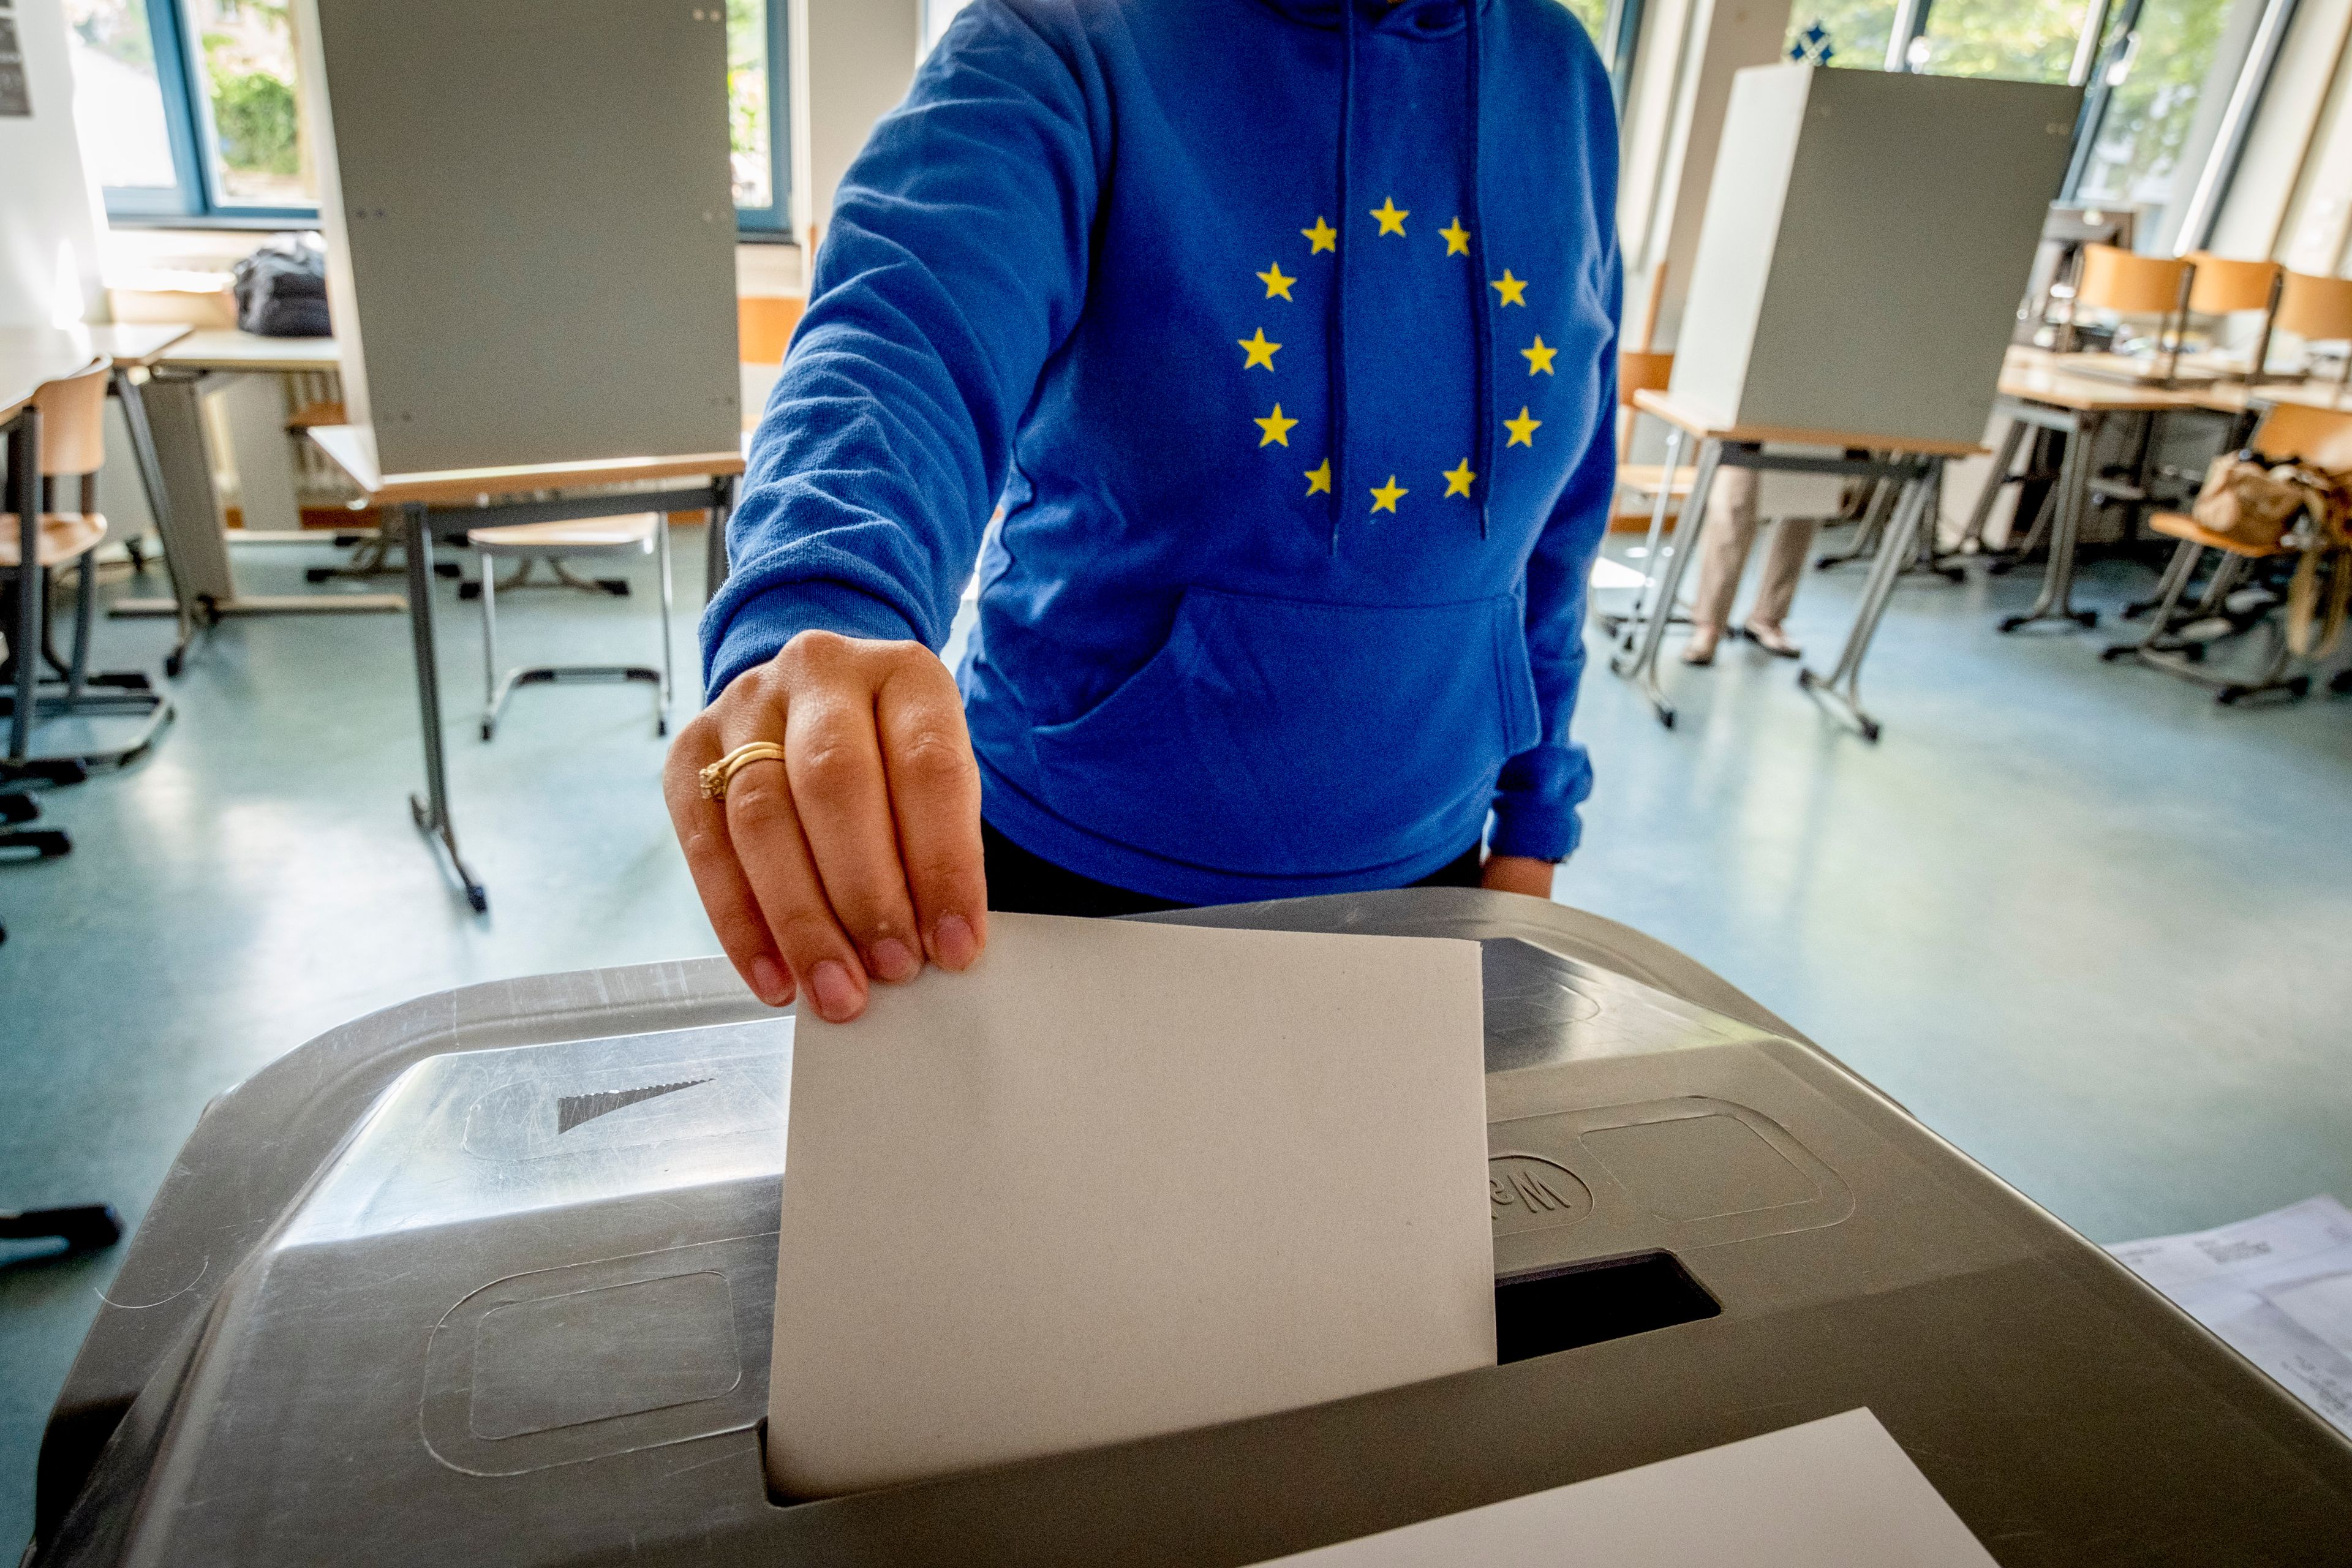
left=66, top=0, right=790, bottom=233
left=2070, top=0, right=2234, bottom=240
left=1557, top=0, right=1611, bottom=42
left=1785, top=1, right=1902, bottom=69
left=1916, top=0, right=2088, bottom=81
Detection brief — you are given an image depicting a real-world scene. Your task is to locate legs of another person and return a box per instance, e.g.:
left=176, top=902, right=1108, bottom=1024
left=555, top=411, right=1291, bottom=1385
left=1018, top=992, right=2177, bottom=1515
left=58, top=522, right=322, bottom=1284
left=980, top=820, right=1483, bottom=918
left=1686, top=469, right=1758, bottom=664
left=1686, top=468, right=1817, bottom=662
left=1743, top=513, right=1819, bottom=656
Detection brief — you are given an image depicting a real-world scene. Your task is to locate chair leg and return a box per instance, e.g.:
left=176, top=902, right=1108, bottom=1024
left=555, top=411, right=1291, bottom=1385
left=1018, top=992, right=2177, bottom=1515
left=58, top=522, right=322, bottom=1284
left=69, top=555, right=96, bottom=704
left=655, top=518, right=674, bottom=736
left=480, top=551, right=501, bottom=741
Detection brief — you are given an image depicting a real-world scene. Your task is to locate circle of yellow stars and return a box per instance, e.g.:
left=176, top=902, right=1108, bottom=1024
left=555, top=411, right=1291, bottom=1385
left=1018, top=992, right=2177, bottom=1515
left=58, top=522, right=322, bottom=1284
left=1237, top=198, right=1550, bottom=514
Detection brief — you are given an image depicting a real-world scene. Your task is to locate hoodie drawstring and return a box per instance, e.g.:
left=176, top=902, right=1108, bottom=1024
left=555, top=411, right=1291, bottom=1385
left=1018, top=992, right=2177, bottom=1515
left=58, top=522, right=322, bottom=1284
left=1464, top=0, right=1491, bottom=538
left=1328, top=0, right=1358, bottom=553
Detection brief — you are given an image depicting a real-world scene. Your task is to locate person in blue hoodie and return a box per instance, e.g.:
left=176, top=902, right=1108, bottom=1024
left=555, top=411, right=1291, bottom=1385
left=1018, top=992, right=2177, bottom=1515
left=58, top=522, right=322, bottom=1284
left=666, top=0, right=1619, bottom=1022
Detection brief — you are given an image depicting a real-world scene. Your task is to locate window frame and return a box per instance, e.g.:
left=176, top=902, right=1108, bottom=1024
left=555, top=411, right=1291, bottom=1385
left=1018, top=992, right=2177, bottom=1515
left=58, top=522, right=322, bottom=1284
left=97, top=0, right=794, bottom=237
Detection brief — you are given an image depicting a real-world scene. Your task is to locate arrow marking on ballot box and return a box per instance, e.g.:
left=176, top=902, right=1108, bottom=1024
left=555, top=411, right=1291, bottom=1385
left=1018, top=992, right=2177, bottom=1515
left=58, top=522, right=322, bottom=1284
left=556, top=1078, right=712, bottom=1135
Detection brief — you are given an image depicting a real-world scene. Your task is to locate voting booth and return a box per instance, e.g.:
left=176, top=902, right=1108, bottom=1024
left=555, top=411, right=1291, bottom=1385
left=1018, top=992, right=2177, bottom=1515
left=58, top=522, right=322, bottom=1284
left=28, top=891, right=2352, bottom=1564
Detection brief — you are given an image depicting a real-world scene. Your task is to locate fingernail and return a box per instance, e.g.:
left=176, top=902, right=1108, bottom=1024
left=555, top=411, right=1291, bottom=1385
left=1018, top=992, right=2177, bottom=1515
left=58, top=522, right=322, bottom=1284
left=933, top=913, right=979, bottom=971
left=870, top=937, right=918, bottom=982
left=750, top=954, right=791, bottom=1007
left=810, top=959, right=862, bottom=1022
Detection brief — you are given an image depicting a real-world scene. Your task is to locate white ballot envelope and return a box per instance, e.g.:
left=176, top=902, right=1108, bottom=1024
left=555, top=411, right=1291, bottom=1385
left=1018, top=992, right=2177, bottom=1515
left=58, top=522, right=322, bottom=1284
left=1250, top=1409, right=1998, bottom=1567
left=767, top=911, right=1494, bottom=1498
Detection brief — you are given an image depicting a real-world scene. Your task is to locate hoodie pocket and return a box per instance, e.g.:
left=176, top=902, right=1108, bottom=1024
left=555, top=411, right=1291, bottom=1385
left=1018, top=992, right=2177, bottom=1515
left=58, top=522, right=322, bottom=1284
left=1031, top=587, right=1540, bottom=875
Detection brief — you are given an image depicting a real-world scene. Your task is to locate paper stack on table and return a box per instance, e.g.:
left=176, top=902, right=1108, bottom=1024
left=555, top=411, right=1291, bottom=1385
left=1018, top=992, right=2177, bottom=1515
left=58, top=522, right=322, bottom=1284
left=1248, top=1409, right=1997, bottom=1567
left=767, top=911, right=1494, bottom=1499
left=2108, top=1194, right=2352, bottom=1438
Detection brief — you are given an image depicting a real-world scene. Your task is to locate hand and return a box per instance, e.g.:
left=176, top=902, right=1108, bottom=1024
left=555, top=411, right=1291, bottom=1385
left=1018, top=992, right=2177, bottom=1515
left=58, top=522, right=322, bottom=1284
left=1480, top=853, right=1557, bottom=900
left=665, top=630, right=989, bottom=1022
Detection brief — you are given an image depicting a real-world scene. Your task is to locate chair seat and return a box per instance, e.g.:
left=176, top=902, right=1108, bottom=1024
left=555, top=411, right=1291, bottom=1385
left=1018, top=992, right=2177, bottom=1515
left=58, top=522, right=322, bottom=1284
left=1616, top=464, right=1697, bottom=498
left=467, top=513, right=660, bottom=556
left=2149, top=510, right=2294, bottom=559
left=0, top=512, right=107, bottom=569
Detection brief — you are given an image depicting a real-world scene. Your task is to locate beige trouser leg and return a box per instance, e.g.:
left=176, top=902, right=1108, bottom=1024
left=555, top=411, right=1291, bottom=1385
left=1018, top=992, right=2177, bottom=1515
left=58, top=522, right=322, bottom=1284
left=1692, top=469, right=1759, bottom=630
left=1747, top=513, right=1820, bottom=628
left=1691, top=468, right=1820, bottom=629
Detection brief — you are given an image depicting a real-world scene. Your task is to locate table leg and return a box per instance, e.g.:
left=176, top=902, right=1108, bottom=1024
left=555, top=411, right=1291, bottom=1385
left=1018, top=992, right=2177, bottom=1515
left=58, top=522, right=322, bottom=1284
left=1945, top=417, right=2026, bottom=566
left=1799, top=458, right=1935, bottom=742
left=1608, top=428, right=1686, bottom=646
left=1812, top=470, right=1896, bottom=571
left=109, top=368, right=199, bottom=677
left=703, top=480, right=733, bottom=602
left=402, top=503, right=488, bottom=914
left=10, top=407, right=41, bottom=766
left=1610, top=439, right=1724, bottom=730
left=2000, top=410, right=2101, bottom=633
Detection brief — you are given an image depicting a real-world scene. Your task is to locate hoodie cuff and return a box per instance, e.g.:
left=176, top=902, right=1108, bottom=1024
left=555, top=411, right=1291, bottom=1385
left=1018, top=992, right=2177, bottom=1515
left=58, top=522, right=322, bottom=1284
left=704, top=580, right=925, bottom=701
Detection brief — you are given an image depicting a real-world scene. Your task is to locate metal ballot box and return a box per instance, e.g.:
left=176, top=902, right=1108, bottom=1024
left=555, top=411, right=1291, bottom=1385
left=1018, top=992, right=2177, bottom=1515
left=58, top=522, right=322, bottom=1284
left=30, top=891, right=2352, bottom=1566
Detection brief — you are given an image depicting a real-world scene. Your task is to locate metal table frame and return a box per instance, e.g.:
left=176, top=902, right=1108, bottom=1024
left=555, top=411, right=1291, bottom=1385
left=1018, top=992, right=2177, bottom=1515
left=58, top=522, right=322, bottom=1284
left=1608, top=413, right=1952, bottom=741
left=390, top=481, right=733, bottom=913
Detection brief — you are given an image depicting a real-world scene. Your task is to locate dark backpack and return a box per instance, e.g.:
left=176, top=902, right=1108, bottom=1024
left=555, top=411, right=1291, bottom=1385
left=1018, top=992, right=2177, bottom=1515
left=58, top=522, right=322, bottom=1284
left=232, top=235, right=332, bottom=337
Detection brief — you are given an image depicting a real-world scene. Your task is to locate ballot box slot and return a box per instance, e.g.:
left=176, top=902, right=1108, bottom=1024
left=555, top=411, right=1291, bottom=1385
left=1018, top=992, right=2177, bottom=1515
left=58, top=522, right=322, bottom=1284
left=1493, top=1251, right=1719, bottom=1363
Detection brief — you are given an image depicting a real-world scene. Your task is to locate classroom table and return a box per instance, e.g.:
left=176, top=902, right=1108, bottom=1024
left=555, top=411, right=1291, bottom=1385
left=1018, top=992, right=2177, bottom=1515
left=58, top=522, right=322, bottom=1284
left=1610, top=390, right=1982, bottom=740
left=111, top=331, right=407, bottom=643
left=1968, top=349, right=2234, bottom=635
left=307, top=424, right=740, bottom=913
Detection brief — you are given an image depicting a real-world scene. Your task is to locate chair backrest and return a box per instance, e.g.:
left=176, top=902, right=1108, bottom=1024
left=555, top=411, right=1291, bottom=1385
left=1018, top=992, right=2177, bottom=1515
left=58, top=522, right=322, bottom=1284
left=2277, top=271, right=2352, bottom=342
left=2256, top=402, right=2352, bottom=474
left=2076, top=244, right=2193, bottom=316
left=737, top=295, right=806, bottom=366
left=2184, top=252, right=2281, bottom=315
left=1618, top=350, right=1673, bottom=407
left=31, top=361, right=109, bottom=479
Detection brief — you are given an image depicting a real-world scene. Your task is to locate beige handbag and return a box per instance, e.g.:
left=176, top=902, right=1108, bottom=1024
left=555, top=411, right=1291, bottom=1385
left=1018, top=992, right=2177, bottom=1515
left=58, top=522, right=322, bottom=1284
left=2190, top=452, right=2326, bottom=552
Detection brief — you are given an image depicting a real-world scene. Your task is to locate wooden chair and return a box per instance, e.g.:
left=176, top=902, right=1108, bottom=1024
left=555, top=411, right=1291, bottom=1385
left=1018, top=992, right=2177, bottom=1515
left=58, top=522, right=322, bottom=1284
left=1613, top=348, right=1694, bottom=522
left=2183, top=252, right=2285, bottom=380
left=2, top=363, right=173, bottom=780
left=2103, top=401, right=2352, bottom=703
left=738, top=295, right=806, bottom=367
left=1611, top=260, right=1692, bottom=527
left=2277, top=271, right=2352, bottom=388
left=2064, top=244, right=2198, bottom=371
left=466, top=513, right=673, bottom=741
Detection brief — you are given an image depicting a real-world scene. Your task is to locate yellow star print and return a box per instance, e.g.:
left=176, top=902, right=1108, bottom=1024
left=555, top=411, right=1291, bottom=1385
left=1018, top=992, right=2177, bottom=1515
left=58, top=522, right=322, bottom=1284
left=1504, top=406, right=1542, bottom=447
left=1257, top=262, right=1295, bottom=301
left=1439, top=218, right=1471, bottom=256
left=1305, top=459, right=1332, bottom=495
left=1444, top=459, right=1477, bottom=497
left=1490, top=270, right=1529, bottom=307
left=1370, top=197, right=1409, bottom=236
left=1237, top=328, right=1281, bottom=371
left=1256, top=404, right=1299, bottom=447
left=1370, top=475, right=1408, bottom=513
left=1302, top=216, right=1338, bottom=254
left=1521, top=335, right=1558, bottom=375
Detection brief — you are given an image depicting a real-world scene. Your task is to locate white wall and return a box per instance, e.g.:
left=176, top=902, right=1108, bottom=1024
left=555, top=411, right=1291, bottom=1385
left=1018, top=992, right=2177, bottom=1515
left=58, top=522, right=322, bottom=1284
left=0, top=0, right=108, bottom=326
left=2207, top=0, right=2352, bottom=264
left=1615, top=0, right=1797, bottom=350
left=790, top=0, right=923, bottom=252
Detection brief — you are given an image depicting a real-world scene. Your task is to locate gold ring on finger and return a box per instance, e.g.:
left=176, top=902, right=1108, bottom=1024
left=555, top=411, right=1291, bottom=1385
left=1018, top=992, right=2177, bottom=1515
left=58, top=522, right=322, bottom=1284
left=699, top=741, right=790, bottom=802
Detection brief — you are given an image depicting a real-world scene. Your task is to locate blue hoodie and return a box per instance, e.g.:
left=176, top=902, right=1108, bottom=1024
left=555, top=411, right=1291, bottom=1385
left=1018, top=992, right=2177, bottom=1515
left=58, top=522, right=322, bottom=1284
left=704, top=0, right=1619, bottom=905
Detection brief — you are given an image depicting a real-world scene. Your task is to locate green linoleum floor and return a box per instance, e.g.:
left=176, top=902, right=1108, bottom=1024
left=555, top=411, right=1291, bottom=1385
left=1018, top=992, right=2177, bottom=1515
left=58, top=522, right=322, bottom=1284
left=4, top=521, right=2350, bottom=1551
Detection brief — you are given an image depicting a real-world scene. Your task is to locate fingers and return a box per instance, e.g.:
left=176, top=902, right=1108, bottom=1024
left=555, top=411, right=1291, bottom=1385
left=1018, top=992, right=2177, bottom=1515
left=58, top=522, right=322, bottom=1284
left=782, top=681, right=927, bottom=989
left=875, top=658, right=988, bottom=970
left=717, top=695, right=872, bottom=1024
left=664, top=717, right=794, bottom=1008
left=668, top=631, right=990, bottom=1025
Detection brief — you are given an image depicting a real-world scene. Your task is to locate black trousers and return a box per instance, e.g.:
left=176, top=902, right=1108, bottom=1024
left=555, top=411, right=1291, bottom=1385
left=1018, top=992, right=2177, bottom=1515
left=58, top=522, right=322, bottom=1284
left=982, top=820, right=1483, bottom=919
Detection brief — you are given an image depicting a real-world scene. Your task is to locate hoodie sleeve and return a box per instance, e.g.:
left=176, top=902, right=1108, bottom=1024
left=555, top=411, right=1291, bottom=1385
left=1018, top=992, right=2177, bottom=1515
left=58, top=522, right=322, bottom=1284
left=700, top=1, right=1101, bottom=699
left=1490, top=292, right=1618, bottom=864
